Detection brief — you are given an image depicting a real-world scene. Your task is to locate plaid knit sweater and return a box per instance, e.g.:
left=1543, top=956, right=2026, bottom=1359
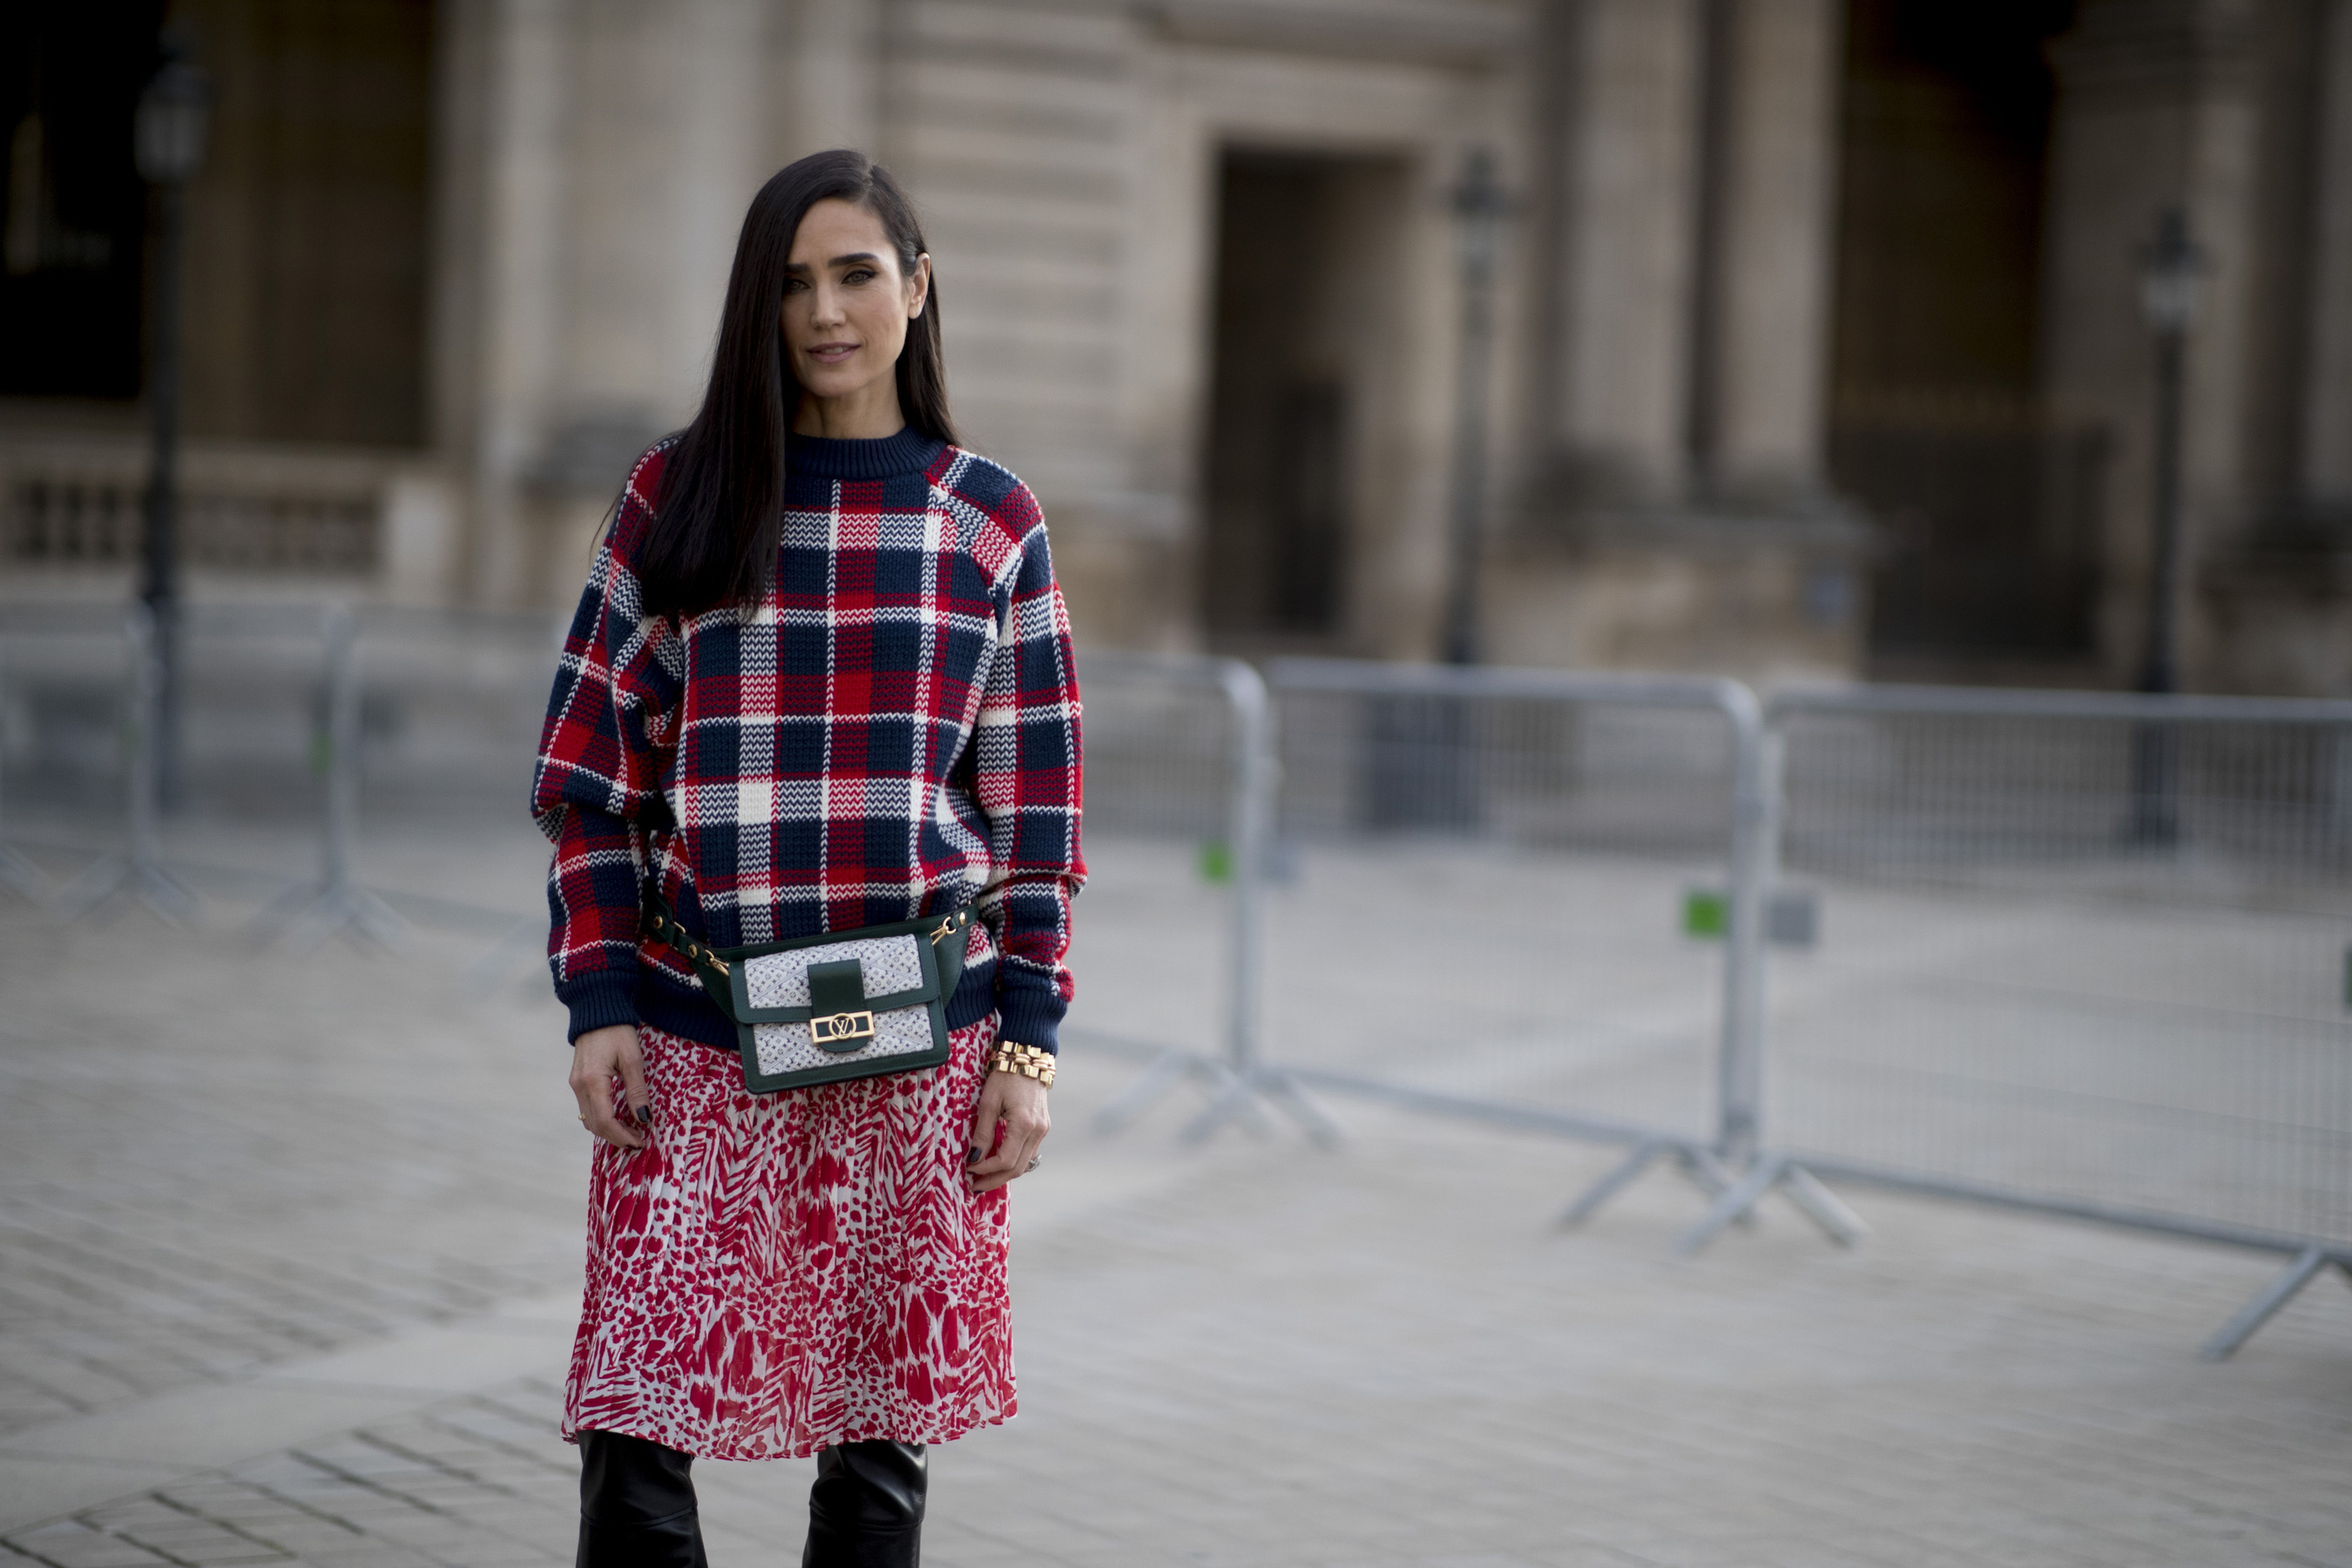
left=532, top=428, right=1085, bottom=1055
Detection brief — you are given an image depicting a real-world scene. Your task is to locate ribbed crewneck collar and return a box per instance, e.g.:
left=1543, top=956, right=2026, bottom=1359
left=785, top=426, right=944, bottom=481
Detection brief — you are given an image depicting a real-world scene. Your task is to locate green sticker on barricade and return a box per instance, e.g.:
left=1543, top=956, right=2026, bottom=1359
left=1683, top=888, right=1727, bottom=938
left=1198, top=840, right=1233, bottom=885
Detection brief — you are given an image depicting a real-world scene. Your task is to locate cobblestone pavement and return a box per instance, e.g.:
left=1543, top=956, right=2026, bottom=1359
left=2, top=820, right=2349, bottom=1567
left=0, top=824, right=583, bottom=1439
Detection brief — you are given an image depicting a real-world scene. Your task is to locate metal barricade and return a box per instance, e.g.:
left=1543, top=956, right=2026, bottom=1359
left=0, top=604, right=132, bottom=902
left=0, top=600, right=561, bottom=943
left=2, top=603, right=193, bottom=921
left=0, top=631, right=37, bottom=901
left=350, top=605, right=567, bottom=829
left=4, top=597, right=2342, bottom=1352
left=1069, top=652, right=1338, bottom=1141
left=0, top=602, right=135, bottom=838
left=1250, top=659, right=1861, bottom=1240
left=171, top=602, right=335, bottom=821
left=1758, top=685, right=2352, bottom=1355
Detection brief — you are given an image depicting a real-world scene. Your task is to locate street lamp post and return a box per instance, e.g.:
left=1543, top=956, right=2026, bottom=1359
left=2130, top=206, right=2204, bottom=846
left=134, top=28, right=212, bottom=809
left=1438, top=145, right=1511, bottom=667
left=1367, top=148, right=1512, bottom=831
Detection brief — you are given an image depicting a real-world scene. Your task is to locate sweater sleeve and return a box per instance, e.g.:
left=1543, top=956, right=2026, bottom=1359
left=531, top=449, right=683, bottom=1042
left=972, top=503, right=1085, bottom=1055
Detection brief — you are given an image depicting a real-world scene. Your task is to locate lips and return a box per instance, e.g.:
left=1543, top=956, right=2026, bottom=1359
left=807, top=342, right=859, bottom=364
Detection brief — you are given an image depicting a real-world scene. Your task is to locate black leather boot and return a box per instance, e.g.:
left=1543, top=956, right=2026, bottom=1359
left=802, top=1440, right=928, bottom=1568
left=577, top=1429, right=710, bottom=1568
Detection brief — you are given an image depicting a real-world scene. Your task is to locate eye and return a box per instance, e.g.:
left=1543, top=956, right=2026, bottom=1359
left=782, top=276, right=808, bottom=294
left=845, top=267, right=877, bottom=285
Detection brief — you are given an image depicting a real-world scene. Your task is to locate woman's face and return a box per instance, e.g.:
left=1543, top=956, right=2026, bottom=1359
left=781, top=198, right=931, bottom=408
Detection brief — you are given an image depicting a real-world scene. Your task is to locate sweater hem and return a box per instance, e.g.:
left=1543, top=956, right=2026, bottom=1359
left=993, top=990, right=1064, bottom=1057
left=561, top=975, right=642, bottom=1043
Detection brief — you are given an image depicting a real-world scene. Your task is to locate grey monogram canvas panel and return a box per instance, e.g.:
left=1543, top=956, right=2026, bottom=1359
left=741, top=936, right=925, bottom=1009
left=753, top=1008, right=939, bottom=1078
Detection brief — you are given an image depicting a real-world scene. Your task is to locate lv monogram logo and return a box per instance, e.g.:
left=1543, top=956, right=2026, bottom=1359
left=810, top=1010, right=877, bottom=1044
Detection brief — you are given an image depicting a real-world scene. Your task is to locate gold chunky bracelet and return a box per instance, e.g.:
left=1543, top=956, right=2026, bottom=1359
left=987, top=1040, right=1056, bottom=1088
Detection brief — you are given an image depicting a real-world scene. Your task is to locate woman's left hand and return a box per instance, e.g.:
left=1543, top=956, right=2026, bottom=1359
left=966, top=1066, right=1050, bottom=1194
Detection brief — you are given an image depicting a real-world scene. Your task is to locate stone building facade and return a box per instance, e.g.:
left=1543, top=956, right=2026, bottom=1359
left=4, top=0, right=2352, bottom=693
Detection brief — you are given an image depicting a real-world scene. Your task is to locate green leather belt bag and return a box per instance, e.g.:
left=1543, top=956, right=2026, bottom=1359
left=643, top=894, right=974, bottom=1092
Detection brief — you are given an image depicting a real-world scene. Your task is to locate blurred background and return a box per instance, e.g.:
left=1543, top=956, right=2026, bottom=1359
left=2, top=4, right=2350, bottom=1566
left=4, top=0, right=2349, bottom=692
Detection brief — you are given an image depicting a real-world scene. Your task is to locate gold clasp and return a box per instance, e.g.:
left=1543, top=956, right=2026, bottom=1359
left=810, top=1010, right=876, bottom=1044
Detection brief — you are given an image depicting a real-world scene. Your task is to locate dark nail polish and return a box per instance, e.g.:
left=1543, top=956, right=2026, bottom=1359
left=633, top=1103, right=653, bottom=1126
left=966, top=1146, right=983, bottom=1164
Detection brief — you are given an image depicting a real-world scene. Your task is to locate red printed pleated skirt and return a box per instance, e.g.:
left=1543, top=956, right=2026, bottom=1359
left=563, top=1015, right=1014, bottom=1459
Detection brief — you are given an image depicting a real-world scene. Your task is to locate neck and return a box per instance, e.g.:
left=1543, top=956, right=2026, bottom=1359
left=793, top=381, right=907, bottom=440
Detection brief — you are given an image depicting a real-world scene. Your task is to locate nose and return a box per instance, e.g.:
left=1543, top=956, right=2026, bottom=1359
left=810, top=280, right=848, bottom=328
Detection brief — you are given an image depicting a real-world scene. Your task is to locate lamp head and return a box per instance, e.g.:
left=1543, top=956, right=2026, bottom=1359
left=1450, top=145, right=1512, bottom=280
left=136, top=28, right=213, bottom=186
left=2137, top=206, right=2206, bottom=335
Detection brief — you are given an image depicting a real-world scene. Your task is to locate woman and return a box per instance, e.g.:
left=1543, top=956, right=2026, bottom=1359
left=531, top=150, right=1083, bottom=1568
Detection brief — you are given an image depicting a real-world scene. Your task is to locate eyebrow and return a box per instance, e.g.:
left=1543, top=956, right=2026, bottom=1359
left=784, top=253, right=885, bottom=271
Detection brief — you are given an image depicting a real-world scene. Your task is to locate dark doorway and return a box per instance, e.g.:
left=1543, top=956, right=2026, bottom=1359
left=0, top=1, right=166, bottom=400
left=1201, top=150, right=1402, bottom=649
left=0, top=0, right=436, bottom=446
left=1828, top=0, right=2100, bottom=669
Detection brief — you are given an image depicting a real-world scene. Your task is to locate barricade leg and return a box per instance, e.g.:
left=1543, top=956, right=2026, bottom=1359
left=1558, top=1140, right=1666, bottom=1227
left=1110, top=1052, right=1338, bottom=1146
left=2198, top=1247, right=2352, bottom=1361
left=250, top=606, right=407, bottom=951
left=1671, top=1153, right=1869, bottom=1255
left=1780, top=1162, right=1872, bottom=1243
left=1093, top=1049, right=1213, bottom=1136
left=463, top=915, right=551, bottom=992
left=1176, top=1062, right=1340, bottom=1148
left=1178, top=1067, right=1282, bottom=1144
left=1255, top=1069, right=1343, bottom=1146
left=58, top=607, right=197, bottom=924
left=252, top=874, right=408, bottom=951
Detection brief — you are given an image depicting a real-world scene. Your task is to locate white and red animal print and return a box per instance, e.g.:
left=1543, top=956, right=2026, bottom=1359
left=564, top=1017, right=1015, bottom=1458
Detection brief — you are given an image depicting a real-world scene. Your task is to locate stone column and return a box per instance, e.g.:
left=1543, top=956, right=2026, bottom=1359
left=1705, top=0, right=1844, bottom=505
left=778, top=0, right=886, bottom=159
left=433, top=0, right=794, bottom=606
left=562, top=0, right=771, bottom=429
left=2304, top=0, right=2352, bottom=506
left=429, top=0, right=574, bottom=605
left=1545, top=0, right=1706, bottom=506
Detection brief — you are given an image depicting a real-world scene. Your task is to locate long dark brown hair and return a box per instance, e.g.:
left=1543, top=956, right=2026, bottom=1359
left=636, top=151, right=956, bottom=615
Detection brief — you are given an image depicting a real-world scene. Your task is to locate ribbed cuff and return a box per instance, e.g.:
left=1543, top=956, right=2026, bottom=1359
left=992, top=986, right=1064, bottom=1057
left=560, top=971, right=640, bottom=1043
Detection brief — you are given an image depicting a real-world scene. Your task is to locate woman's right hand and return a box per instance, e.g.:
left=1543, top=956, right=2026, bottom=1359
left=571, top=1024, right=650, bottom=1149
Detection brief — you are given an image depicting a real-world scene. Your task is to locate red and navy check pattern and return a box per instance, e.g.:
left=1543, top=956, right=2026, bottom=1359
left=532, top=429, right=1085, bottom=1055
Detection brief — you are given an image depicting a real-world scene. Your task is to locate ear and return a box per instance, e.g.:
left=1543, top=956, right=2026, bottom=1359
left=907, top=253, right=932, bottom=321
